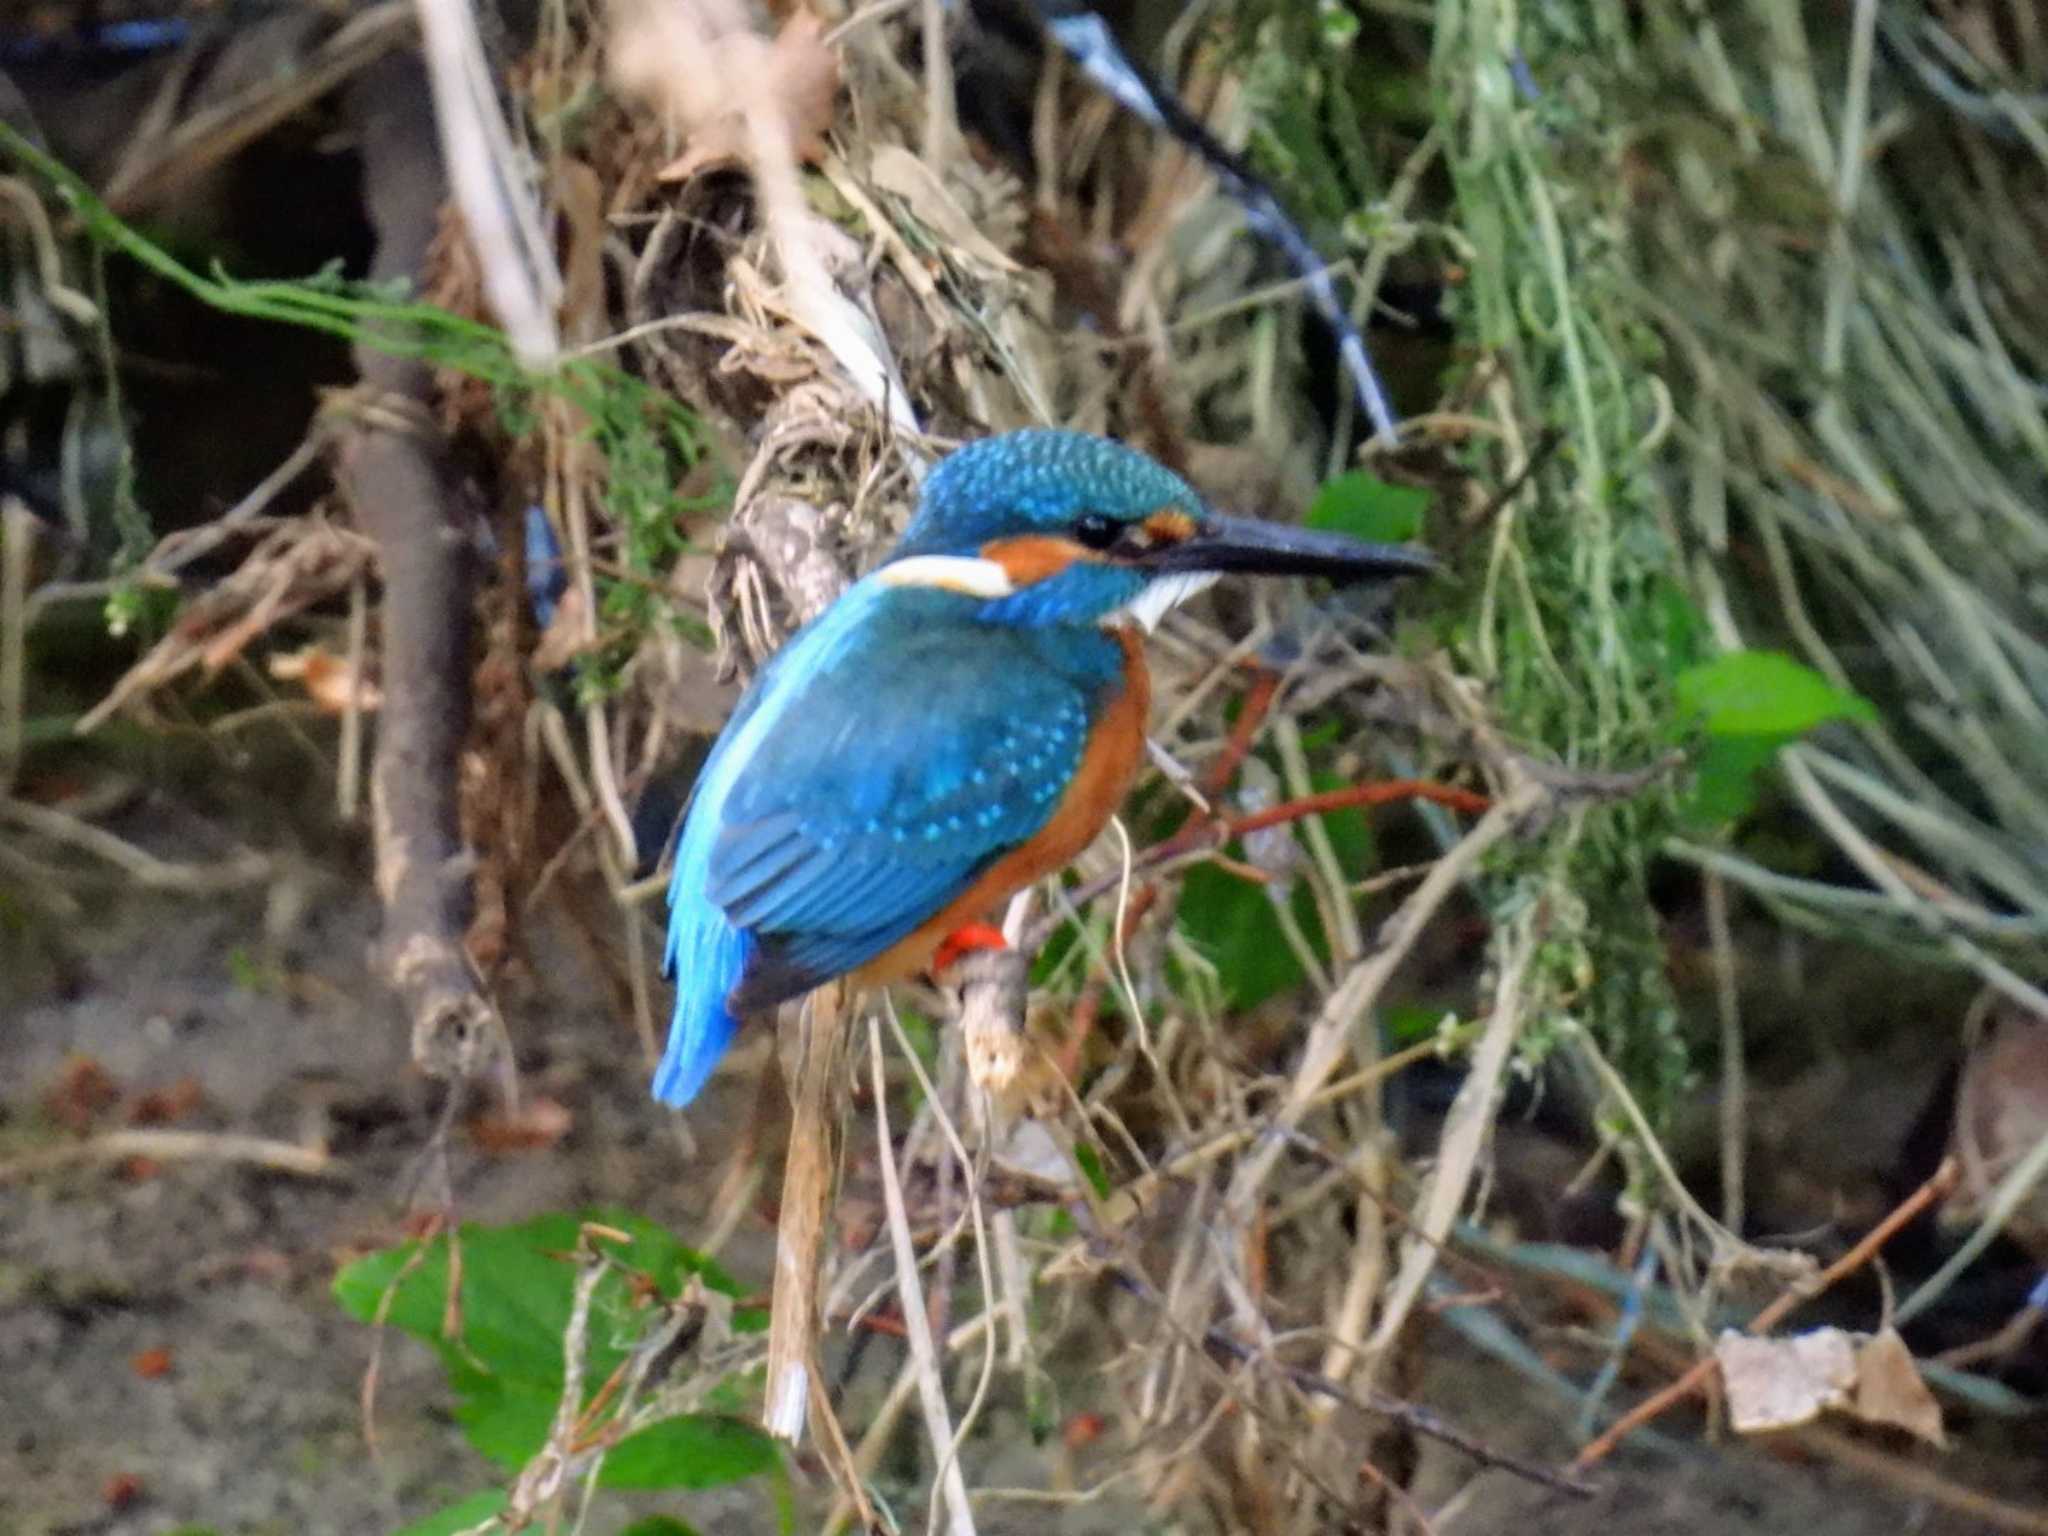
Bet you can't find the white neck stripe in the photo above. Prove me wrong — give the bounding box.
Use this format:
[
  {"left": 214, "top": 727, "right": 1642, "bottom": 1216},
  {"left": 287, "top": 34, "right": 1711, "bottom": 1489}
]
[{"left": 875, "top": 555, "right": 1018, "bottom": 598}]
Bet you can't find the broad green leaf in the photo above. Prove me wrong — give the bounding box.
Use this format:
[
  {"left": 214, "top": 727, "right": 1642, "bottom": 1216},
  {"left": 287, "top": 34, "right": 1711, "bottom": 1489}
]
[
  {"left": 1175, "top": 861, "right": 1311, "bottom": 1009},
  {"left": 1672, "top": 651, "right": 1873, "bottom": 738},
  {"left": 602, "top": 1415, "right": 779, "bottom": 1489},
  {"left": 1671, "top": 651, "right": 1873, "bottom": 826},
  {"left": 1305, "top": 470, "right": 1429, "bottom": 544},
  {"left": 334, "top": 1212, "right": 772, "bottom": 1488},
  {"left": 391, "top": 1490, "right": 507, "bottom": 1536}
]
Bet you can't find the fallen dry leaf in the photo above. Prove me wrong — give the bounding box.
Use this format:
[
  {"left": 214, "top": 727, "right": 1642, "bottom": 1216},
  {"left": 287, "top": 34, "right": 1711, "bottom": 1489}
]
[
  {"left": 466, "top": 1095, "right": 574, "bottom": 1154},
  {"left": 125, "top": 1077, "right": 205, "bottom": 1127},
  {"left": 42, "top": 1055, "right": 120, "bottom": 1133},
  {"left": 1717, "top": 1327, "right": 1857, "bottom": 1433},
  {"left": 867, "top": 146, "right": 1022, "bottom": 278},
  {"left": 130, "top": 1347, "right": 174, "bottom": 1380},
  {"left": 1947, "top": 1003, "right": 2048, "bottom": 1258},
  {"left": 1850, "top": 1328, "right": 1946, "bottom": 1447},
  {"left": 1719, "top": 1326, "right": 1947, "bottom": 1445},
  {"left": 269, "top": 648, "right": 382, "bottom": 714}
]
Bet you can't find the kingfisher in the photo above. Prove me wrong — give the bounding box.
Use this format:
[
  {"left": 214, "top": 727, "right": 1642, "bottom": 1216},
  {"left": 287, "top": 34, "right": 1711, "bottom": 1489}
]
[{"left": 654, "top": 429, "right": 1434, "bottom": 1106}]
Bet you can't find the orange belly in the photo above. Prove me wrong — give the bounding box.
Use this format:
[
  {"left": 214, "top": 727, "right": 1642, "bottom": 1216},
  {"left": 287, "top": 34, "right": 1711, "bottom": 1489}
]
[{"left": 855, "top": 626, "right": 1150, "bottom": 986}]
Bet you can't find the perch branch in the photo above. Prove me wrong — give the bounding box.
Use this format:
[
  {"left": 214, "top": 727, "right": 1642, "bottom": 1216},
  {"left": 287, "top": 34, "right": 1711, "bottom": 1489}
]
[{"left": 339, "top": 53, "right": 495, "bottom": 1078}]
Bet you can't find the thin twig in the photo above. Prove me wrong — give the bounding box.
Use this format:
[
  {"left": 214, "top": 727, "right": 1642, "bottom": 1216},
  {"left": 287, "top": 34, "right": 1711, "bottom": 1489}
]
[
  {"left": 1105, "top": 1266, "right": 1594, "bottom": 1498},
  {"left": 1570, "top": 1156, "right": 1960, "bottom": 1469},
  {"left": 0, "top": 1129, "right": 338, "bottom": 1184},
  {"left": 0, "top": 795, "right": 270, "bottom": 891},
  {"left": 869, "top": 1015, "right": 978, "bottom": 1536}
]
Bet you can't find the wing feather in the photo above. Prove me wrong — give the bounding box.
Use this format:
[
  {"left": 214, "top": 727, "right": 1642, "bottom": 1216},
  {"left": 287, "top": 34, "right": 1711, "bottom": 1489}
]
[{"left": 695, "top": 596, "right": 1124, "bottom": 1010}]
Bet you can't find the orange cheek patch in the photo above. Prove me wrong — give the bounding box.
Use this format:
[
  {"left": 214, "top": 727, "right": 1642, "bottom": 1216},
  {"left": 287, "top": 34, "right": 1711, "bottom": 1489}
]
[
  {"left": 1141, "top": 508, "right": 1197, "bottom": 546},
  {"left": 982, "top": 535, "right": 1086, "bottom": 584}
]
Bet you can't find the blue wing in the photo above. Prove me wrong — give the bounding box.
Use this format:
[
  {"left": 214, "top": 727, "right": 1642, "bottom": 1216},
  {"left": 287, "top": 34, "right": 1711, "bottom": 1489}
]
[{"left": 654, "top": 581, "right": 1125, "bottom": 1105}]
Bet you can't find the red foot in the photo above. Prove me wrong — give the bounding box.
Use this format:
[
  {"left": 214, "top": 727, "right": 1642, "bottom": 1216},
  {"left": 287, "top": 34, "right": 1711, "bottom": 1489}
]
[{"left": 931, "top": 922, "right": 1009, "bottom": 975}]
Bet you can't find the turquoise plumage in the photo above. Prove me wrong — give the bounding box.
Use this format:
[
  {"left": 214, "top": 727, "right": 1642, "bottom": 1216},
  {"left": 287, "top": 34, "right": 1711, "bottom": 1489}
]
[{"left": 656, "top": 429, "right": 1432, "bottom": 1106}]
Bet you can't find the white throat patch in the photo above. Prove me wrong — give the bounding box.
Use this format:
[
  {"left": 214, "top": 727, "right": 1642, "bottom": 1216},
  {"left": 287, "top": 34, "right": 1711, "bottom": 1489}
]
[{"left": 1115, "top": 571, "right": 1220, "bottom": 632}]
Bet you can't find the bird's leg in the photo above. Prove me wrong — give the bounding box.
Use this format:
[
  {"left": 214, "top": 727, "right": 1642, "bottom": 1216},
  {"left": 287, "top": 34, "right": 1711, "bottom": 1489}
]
[{"left": 930, "top": 920, "right": 1009, "bottom": 977}]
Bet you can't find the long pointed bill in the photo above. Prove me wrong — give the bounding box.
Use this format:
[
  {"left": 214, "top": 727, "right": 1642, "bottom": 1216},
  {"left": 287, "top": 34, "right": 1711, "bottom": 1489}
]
[{"left": 1137, "top": 514, "right": 1437, "bottom": 583}]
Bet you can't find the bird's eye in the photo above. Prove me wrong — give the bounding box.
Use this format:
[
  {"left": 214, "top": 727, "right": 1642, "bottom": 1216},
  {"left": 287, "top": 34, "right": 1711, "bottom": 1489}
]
[{"left": 1072, "top": 512, "right": 1121, "bottom": 551}]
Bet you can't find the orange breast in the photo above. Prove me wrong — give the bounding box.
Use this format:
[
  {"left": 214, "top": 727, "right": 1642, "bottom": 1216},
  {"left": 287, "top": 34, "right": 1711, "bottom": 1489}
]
[{"left": 857, "top": 626, "right": 1151, "bottom": 985}]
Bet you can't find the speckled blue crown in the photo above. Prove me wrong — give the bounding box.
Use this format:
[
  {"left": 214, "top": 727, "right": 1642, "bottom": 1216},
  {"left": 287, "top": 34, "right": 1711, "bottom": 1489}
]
[{"left": 894, "top": 429, "right": 1203, "bottom": 559}]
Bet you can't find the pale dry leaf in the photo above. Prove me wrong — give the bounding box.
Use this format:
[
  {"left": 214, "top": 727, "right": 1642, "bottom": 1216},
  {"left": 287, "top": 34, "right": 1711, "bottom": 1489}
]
[
  {"left": 867, "top": 145, "right": 1023, "bottom": 277},
  {"left": 1850, "top": 1328, "right": 1946, "bottom": 1447},
  {"left": 269, "top": 649, "right": 382, "bottom": 713},
  {"left": 530, "top": 586, "right": 595, "bottom": 674},
  {"left": 1717, "top": 1327, "right": 1858, "bottom": 1433},
  {"left": 652, "top": 9, "right": 841, "bottom": 183}
]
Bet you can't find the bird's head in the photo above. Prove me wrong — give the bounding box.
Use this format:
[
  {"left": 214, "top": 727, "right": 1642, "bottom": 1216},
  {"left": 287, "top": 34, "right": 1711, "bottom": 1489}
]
[{"left": 881, "top": 429, "right": 1435, "bottom": 628}]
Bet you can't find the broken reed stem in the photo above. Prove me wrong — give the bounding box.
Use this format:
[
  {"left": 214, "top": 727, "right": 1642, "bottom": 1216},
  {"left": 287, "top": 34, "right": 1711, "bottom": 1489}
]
[
  {"left": 764, "top": 978, "right": 851, "bottom": 1441},
  {"left": 0, "top": 499, "right": 28, "bottom": 794},
  {"left": 1365, "top": 904, "right": 1539, "bottom": 1361},
  {"left": 869, "top": 1015, "right": 979, "bottom": 1536},
  {"left": 1571, "top": 1155, "right": 1961, "bottom": 1469}
]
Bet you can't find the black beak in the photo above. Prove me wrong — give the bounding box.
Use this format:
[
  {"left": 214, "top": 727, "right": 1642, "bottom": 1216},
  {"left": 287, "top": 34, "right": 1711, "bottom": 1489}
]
[{"left": 1137, "top": 514, "right": 1437, "bottom": 584}]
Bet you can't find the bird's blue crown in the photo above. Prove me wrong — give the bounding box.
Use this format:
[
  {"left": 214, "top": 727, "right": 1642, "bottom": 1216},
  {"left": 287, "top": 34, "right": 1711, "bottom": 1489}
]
[{"left": 894, "top": 429, "right": 1203, "bottom": 558}]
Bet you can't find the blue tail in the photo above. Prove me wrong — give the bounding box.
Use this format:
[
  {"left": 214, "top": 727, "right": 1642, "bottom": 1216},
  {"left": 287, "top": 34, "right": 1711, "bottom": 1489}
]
[{"left": 654, "top": 841, "right": 753, "bottom": 1107}]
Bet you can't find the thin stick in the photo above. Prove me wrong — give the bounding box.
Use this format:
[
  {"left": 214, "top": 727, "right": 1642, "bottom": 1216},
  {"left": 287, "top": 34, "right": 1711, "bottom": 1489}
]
[
  {"left": 764, "top": 980, "right": 850, "bottom": 1441},
  {"left": 869, "top": 1016, "right": 978, "bottom": 1536},
  {"left": 0, "top": 499, "right": 28, "bottom": 794},
  {"left": 0, "top": 794, "right": 269, "bottom": 891},
  {"left": 1223, "top": 778, "right": 1543, "bottom": 1211},
  {"left": 1570, "top": 1155, "right": 1960, "bottom": 1469},
  {"left": 1365, "top": 908, "right": 1538, "bottom": 1358},
  {"left": 1705, "top": 869, "right": 1746, "bottom": 1234},
  {"left": 1027, "top": 776, "right": 1489, "bottom": 951},
  {"left": 0, "top": 1129, "right": 338, "bottom": 1183},
  {"left": 1798, "top": 1423, "right": 2048, "bottom": 1536}
]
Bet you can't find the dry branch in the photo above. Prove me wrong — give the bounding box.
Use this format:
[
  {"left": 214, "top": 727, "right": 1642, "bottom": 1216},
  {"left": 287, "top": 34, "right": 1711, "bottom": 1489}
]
[{"left": 340, "top": 53, "right": 495, "bottom": 1079}]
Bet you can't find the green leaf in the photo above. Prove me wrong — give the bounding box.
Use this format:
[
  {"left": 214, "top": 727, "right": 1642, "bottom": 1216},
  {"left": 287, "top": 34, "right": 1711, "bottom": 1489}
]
[
  {"left": 1308, "top": 771, "right": 1375, "bottom": 878},
  {"left": 619, "top": 1519, "right": 701, "bottom": 1536},
  {"left": 334, "top": 1212, "right": 772, "bottom": 1488},
  {"left": 1071, "top": 1141, "right": 1113, "bottom": 1201},
  {"left": 1382, "top": 1004, "right": 1449, "bottom": 1044},
  {"left": 391, "top": 1490, "right": 507, "bottom": 1536},
  {"left": 1305, "top": 471, "right": 1429, "bottom": 544},
  {"left": 1672, "top": 651, "right": 1873, "bottom": 738},
  {"left": 1671, "top": 651, "right": 1874, "bottom": 827},
  {"left": 1681, "top": 735, "right": 1782, "bottom": 828},
  {"left": 602, "top": 1415, "right": 779, "bottom": 1490},
  {"left": 1175, "top": 861, "right": 1307, "bottom": 1009}
]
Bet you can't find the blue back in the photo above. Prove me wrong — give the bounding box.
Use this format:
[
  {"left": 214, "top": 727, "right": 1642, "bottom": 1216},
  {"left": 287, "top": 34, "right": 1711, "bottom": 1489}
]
[
  {"left": 657, "top": 429, "right": 1203, "bottom": 1106},
  {"left": 655, "top": 579, "right": 1125, "bottom": 1105}
]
